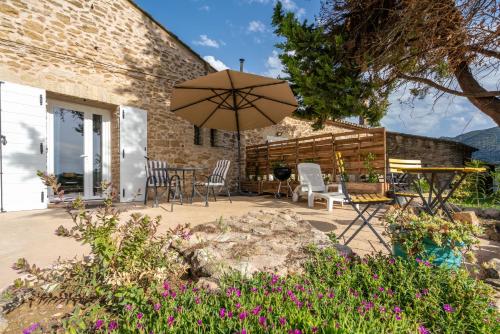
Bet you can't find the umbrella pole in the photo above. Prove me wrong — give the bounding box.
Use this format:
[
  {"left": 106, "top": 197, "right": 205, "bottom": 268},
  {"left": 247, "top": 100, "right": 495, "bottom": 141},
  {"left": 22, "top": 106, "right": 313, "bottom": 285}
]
[{"left": 237, "top": 130, "right": 241, "bottom": 194}]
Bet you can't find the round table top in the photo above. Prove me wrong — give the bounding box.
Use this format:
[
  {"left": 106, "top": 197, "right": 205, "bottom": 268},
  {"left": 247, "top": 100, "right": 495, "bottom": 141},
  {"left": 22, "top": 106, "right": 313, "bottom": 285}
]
[{"left": 399, "top": 167, "right": 487, "bottom": 173}]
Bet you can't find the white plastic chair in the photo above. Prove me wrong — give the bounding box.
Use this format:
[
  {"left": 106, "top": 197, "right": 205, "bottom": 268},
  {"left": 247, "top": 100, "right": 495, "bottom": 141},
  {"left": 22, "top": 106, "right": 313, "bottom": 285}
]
[{"left": 292, "top": 163, "right": 345, "bottom": 211}]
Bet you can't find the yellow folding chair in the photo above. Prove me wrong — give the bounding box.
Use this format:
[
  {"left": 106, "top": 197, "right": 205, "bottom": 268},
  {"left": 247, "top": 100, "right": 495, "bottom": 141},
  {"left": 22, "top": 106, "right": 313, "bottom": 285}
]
[
  {"left": 335, "top": 152, "right": 392, "bottom": 252},
  {"left": 387, "top": 158, "right": 422, "bottom": 211}
]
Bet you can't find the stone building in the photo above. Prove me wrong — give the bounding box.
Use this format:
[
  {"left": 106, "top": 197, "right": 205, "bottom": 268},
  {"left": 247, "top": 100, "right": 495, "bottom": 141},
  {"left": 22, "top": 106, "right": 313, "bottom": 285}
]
[
  {"left": 386, "top": 132, "right": 477, "bottom": 167},
  {"left": 0, "top": 0, "right": 239, "bottom": 211}
]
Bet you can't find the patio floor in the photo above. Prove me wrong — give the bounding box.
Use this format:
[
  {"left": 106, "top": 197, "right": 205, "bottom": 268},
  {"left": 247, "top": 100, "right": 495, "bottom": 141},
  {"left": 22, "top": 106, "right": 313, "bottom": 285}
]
[{"left": 0, "top": 195, "right": 498, "bottom": 290}]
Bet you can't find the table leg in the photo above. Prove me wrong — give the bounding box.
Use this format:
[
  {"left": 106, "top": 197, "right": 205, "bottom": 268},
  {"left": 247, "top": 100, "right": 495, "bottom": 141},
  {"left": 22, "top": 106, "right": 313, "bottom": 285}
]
[{"left": 190, "top": 170, "right": 195, "bottom": 204}]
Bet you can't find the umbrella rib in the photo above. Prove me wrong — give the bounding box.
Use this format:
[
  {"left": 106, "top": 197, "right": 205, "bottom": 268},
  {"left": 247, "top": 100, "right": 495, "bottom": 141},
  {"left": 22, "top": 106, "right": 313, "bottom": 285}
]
[
  {"left": 171, "top": 89, "right": 230, "bottom": 112},
  {"left": 243, "top": 91, "right": 298, "bottom": 107},
  {"left": 236, "top": 92, "right": 277, "bottom": 125},
  {"left": 199, "top": 92, "right": 233, "bottom": 128},
  {"left": 238, "top": 81, "right": 288, "bottom": 90},
  {"left": 238, "top": 96, "right": 261, "bottom": 109},
  {"left": 235, "top": 87, "right": 254, "bottom": 109}
]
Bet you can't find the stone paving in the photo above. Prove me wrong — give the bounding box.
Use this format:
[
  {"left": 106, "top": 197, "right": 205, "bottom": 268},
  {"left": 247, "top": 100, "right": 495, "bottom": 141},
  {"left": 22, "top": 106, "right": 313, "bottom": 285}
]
[{"left": 0, "top": 195, "right": 498, "bottom": 290}]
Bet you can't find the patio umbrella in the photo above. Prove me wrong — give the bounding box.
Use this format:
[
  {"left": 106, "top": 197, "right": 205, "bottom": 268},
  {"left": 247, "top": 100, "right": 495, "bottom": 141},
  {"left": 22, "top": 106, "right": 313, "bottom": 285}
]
[{"left": 171, "top": 69, "right": 298, "bottom": 192}]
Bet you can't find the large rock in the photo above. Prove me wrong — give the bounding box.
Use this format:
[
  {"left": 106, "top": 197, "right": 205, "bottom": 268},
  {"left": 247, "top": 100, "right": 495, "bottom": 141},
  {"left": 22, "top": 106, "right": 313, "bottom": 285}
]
[
  {"left": 452, "top": 211, "right": 480, "bottom": 226},
  {"left": 177, "top": 210, "right": 351, "bottom": 282}
]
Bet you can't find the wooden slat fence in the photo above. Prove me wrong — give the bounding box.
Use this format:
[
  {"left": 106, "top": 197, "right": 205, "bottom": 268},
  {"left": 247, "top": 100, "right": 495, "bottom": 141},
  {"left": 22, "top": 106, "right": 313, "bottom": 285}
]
[{"left": 245, "top": 128, "right": 387, "bottom": 182}]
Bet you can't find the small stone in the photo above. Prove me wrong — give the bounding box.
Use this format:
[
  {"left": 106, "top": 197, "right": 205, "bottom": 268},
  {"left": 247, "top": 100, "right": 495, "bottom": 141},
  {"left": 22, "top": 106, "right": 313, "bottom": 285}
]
[
  {"left": 483, "top": 259, "right": 500, "bottom": 279},
  {"left": 483, "top": 208, "right": 500, "bottom": 220},
  {"left": 196, "top": 278, "right": 219, "bottom": 291},
  {"left": 452, "top": 211, "right": 480, "bottom": 226}
]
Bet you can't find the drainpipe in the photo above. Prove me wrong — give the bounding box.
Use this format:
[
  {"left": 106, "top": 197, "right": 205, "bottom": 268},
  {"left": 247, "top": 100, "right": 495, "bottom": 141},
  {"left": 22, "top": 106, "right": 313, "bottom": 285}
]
[{"left": 0, "top": 81, "right": 5, "bottom": 212}]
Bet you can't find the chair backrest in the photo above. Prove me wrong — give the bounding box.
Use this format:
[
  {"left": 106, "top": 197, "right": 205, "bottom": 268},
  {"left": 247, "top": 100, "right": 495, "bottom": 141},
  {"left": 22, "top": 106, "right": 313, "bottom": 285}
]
[
  {"left": 335, "top": 152, "right": 351, "bottom": 200},
  {"left": 145, "top": 160, "right": 169, "bottom": 186},
  {"left": 297, "top": 163, "right": 326, "bottom": 192},
  {"left": 388, "top": 158, "right": 422, "bottom": 174},
  {"left": 211, "top": 160, "right": 231, "bottom": 183},
  {"left": 387, "top": 158, "right": 422, "bottom": 192}
]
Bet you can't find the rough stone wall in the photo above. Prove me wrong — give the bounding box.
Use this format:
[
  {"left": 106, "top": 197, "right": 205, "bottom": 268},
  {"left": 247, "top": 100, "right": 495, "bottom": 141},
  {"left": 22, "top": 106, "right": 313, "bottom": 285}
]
[
  {"left": 0, "top": 0, "right": 239, "bottom": 195},
  {"left": 244, "top": 117, "right": 355, "bottom": 146},
  {"left": 386, "top": 132, "right": 475, "bottom": 167}
]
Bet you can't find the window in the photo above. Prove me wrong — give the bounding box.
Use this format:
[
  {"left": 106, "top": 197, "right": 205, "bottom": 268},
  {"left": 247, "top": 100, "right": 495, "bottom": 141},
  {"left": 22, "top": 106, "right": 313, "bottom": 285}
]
[
  {"left": 194, "top": 125, "right": 202, "bottom": 145},
  {"left": 210, "top": 129, "right": 217, "bottom": 147}
]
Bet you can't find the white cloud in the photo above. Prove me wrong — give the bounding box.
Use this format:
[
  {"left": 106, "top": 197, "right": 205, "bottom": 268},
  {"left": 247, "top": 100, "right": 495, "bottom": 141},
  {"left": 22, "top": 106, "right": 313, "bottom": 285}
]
[
  {"left": 381, "top": 83, "right": 496, "bottom": 137},
  {"left": 244, "top": 0, "right": 306, "bottom": 17},
  {"left": 264, "top": 50, "right": 285, "bottom": 78},
  {"left": 198, "top": 5, "right": 210, "bottom": 11},
  {"left": 203, "top": 56, "right": 229, "bottom": 71},
  {"left": 247, "top": 20, "right": 266, "bottom": 33},
  {"left": 193, "top": 35, "right": 220, "bottom": 48}
]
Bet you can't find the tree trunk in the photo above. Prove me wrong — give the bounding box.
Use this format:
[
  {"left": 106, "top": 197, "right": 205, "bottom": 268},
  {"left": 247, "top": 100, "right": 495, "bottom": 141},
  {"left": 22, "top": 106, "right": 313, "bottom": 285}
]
[{"left": 454, "top": 61, "right": 500, "bottom": 125}]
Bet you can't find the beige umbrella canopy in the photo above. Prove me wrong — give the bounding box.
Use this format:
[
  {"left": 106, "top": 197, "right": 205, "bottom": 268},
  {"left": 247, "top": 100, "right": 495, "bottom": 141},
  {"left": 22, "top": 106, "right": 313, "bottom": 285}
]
[
  {"left": 171, "top": 69, "right": 298, "bottom": 131},
  {"left": 171, "top": 69, "right": 298, "bottom": 192}
]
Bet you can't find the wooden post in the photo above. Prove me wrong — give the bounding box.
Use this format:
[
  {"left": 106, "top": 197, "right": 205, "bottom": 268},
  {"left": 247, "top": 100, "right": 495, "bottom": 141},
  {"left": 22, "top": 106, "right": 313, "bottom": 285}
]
[
  {"left": 266, "top": 141, "right": 270, "bottom": 181},
  {"left": 295, "top": 138, "right": 299, "bottom": 181}
]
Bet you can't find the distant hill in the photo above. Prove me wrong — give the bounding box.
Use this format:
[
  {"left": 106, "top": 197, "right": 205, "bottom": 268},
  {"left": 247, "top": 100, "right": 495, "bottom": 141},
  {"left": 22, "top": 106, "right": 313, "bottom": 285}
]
[{"left": 442, "top": 126, "right": 500, "bottom": 165}]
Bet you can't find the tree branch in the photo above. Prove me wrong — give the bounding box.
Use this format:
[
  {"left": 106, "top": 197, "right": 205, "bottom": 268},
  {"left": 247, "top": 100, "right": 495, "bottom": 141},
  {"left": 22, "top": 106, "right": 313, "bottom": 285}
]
[
  {"left": 468, "top": 46, "right": 500, "bottom": 59},
  {"left": 396, "top": 72, "right": 500, "bottom": 97}
]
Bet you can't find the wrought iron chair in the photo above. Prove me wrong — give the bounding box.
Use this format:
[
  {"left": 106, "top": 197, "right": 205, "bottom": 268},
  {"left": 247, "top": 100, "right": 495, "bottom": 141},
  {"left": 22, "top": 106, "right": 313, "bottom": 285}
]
[
  {"left": 195, "top": 160, "right": 232, "bottom": 207},
  {"left": 144, "top": 158, "right": 182, "bottom": 210},
  {"left": 335, "top": 152, "right": 392, "bottom": 252},
  {"left": 387, "top": 158, "right": 422, "bottom": 211}
]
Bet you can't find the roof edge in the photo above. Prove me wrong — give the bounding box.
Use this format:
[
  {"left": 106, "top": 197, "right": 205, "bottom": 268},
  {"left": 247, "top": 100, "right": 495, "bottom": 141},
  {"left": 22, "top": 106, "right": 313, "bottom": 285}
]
[
  {"left": 387, "top": 131, "right": 479, "bottom": 152},
  {"left": 126, "top": 0, "right": 216, "bottom": 72}
]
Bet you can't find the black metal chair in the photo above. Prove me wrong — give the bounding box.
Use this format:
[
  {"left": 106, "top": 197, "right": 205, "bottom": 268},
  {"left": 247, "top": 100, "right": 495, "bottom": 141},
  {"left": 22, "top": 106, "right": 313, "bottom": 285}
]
[
  {"left": 335, "top": 152, "right": 393, "bottom": 253},
  {"left": 144, "top": 158, "right": 182, "bottom": 210},
  {"left": 195, "top": 160, "right": 232, "bottom": 207}
]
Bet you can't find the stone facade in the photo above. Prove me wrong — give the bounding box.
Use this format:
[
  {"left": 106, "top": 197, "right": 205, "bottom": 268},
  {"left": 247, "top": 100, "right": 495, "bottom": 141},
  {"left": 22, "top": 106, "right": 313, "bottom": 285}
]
[
  {"left": 244, "top": 117, "right": 359, "bottom": 146},
  {"left": 0, "top": 0, "right": 239, "bottom": 197},
  {"left": 386, "top": 132, "right": 476, "bottom": 166}
]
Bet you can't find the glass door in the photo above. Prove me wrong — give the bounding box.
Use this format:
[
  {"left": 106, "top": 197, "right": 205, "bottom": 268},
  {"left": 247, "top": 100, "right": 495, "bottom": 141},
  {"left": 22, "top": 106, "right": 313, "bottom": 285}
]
[{"left": 47, "top": 100, "right": 110, "bottom": 200}]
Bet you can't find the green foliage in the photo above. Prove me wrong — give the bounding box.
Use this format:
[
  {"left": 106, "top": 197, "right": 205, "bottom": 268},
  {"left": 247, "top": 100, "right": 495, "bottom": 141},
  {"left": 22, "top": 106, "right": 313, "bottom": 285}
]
[
  {"left": 64, "top": 250, "right": 497, "bottom": 333},
  {"left": 385, "top": 210, "right": 482, "bottom": 261},
  {"left": 362, "top": 152, "right": 380, "bottom": 183},
  {"left": 271, "top": 2, "right": 389, "bottom": 128},
  {"left": 450, "top": 160, "right": 498, "bottom": 208},
  {"left": 16, "top": 173, "right": 190, "bottom": 310}
]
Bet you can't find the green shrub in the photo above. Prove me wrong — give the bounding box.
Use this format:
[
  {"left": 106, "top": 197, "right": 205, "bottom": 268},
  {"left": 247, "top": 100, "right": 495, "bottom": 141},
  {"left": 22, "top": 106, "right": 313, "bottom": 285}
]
[
  {"left": 385, "top": 210, "right": 482, "bottom": 261},
  {"left": 16, "top": 173, "right": 190, "bottom": 310}
]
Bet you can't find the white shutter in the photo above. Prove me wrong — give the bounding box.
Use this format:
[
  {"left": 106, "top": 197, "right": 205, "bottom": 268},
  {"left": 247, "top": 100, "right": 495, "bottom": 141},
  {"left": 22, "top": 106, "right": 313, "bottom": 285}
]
[
  {"left": 0, "top": 81, "right": 47, "bottom": 211},
  {"left": 119, "top": 106, "right": 147, "bottom": 202}
]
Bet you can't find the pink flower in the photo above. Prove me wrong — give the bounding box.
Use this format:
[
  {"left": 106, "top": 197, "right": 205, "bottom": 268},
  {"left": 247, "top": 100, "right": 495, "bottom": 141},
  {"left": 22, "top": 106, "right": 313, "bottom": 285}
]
[
  {"left": 228, "top": 311, "right": 233, "bottom": 318},
  {"left": 312, "top": 327, "right": 318, "bottom": 333},
  {"left": 395, "top": 314, "right": 402, "bottom": 321},
  {"left": 125, "top": 304, "right": 132, "bottom": 311},
  {"left": 137, "top": 313, "right": 143, "bottom": 320},
  {"left": 108, "top": 321, "right": 118, "bottom": 331},
  {"left": 388, "top": 258, "right": 395, "bottom": 264},
  {"left": 416, "top": 292, "right": 422, "bottom": 299},
  {"left": 252, "top": 305, "right": 262, "bottom": 315},
  {"left": 236, "top": 303, "right": 241, "bottom": 309},
  {"left": 443, "top": 304, "right": 454, "bottom": 313},
  {"left": 153, "top": 303, "right": 161, "bottom": 311},
  {"left": 258, "top": 316, "right": 267, "bottom": 327},
  {"left": 197, "top": 320, "right": 202, "bottom": 326},
  {"left": 240, "top": 329, "right": 247, "bottom": 334},
  {"left": 95, "top": 320, "right": 104, "bottom": 330},
  {"left": 378, "top": 287, "right": 385, "bottom": 292},
  {"left": 393, "top": 306, "right": 402, "bottom": 314},
  {"left": 219, "top": 308, "right": 226, "bottom": 318},
  {"left": 419, "top": 325, "right": 430, "bottom": 334},
  {"left": 167, "top": 316, "right": 175, "bottom": 327},
  {"left": 372, "top": 274, "right": 379, "bottom": 280},
  {"left": 279, "top": 317, "right": 286, "bottom": 326},
  {"left": 239, "top": 311, "right": 248, "bottom": 320}
]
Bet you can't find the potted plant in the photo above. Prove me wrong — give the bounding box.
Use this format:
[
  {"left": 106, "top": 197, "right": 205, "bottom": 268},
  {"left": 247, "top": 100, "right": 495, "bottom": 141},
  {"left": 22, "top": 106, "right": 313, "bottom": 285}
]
[
  {"left": 385, "top": 209, "right": 482, "bottom": 268},
  {"left": 272, "top": 161, "right": 292, "bottom": 181}
]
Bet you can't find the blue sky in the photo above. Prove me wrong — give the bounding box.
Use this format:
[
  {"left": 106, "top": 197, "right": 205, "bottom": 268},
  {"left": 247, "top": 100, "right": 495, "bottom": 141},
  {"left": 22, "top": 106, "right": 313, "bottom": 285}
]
[{"left": 135, "top": 0, "right": 498, "bottom": 138}]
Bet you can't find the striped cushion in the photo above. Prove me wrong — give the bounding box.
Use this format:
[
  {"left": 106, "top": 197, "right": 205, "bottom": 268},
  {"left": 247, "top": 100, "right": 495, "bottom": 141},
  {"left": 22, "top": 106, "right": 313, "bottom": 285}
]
[
  {"left": 209, "top": 160, "right": 230, "bottom": 184},
  {"left": 146, "top": 160, "right": 169, "bottom": 187}
]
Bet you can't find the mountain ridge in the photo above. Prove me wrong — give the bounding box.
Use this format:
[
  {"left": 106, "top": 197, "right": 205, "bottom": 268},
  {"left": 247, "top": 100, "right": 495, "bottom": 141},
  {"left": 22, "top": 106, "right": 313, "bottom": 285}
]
[{"left": 442, "top": 126, "right": 500, "bottom": 165}]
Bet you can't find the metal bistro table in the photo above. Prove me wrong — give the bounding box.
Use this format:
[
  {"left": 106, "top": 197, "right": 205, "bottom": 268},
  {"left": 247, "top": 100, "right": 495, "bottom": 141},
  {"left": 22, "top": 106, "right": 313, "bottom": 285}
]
[
  {"left": 166, "top": 166, "right": 205, "bottom": 204},
  {"left": 399, "top": 167, "right": 486, "bottom": 223}
]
